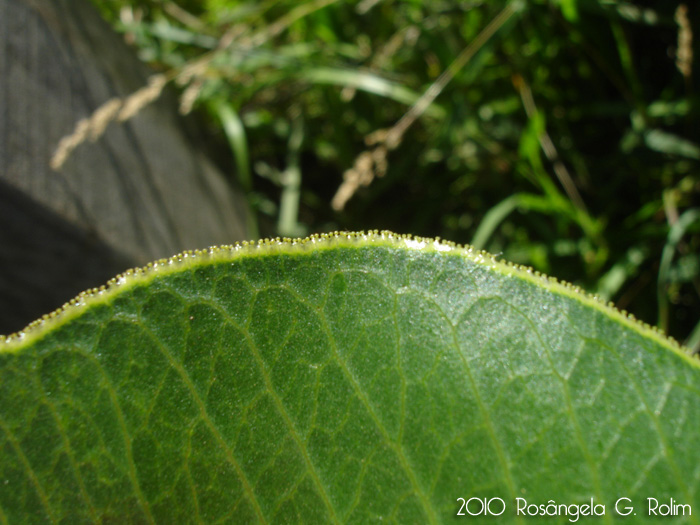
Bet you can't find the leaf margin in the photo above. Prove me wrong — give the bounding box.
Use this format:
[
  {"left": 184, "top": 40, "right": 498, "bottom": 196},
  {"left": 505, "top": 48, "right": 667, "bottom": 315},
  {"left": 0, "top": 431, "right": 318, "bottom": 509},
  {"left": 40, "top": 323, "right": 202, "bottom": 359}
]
[{"left": 1, "top": 230, "right": 692, "bottom": 366}]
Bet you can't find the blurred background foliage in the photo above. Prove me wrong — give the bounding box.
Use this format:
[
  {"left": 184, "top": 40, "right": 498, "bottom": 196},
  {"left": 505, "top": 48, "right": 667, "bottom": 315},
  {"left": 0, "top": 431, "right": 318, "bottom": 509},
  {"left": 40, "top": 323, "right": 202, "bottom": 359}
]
[{"left": 89, "top": 0, "right": 699, "bottom": 350}]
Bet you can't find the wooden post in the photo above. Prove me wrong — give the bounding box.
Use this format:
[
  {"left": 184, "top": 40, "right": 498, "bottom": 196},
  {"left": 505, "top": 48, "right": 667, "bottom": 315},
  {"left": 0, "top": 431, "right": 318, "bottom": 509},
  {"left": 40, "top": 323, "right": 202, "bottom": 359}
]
[{"left": 0, "top": 0, "right": 249, "bottom": 333}]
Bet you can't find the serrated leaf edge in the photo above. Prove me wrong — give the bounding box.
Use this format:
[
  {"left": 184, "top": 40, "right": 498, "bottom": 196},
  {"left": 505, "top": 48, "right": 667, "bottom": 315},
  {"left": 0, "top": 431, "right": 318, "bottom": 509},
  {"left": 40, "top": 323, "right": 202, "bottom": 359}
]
[{"left": 1, "top": 230, "right": 693, "bottom": 365}]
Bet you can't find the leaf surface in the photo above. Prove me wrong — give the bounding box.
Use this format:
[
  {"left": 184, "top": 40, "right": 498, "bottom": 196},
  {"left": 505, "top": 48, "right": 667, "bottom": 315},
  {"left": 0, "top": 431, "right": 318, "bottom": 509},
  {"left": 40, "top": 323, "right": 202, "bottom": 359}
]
[{"left": 1, "top": 232, "right": 699, "bottom": 524}]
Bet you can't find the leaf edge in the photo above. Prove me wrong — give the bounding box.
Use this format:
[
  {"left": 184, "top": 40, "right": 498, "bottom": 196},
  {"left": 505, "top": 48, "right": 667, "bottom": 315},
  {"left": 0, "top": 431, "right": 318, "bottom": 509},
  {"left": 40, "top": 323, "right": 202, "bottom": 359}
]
[{"left": 1, "top": 230, "right": 693, "bottom": 366}]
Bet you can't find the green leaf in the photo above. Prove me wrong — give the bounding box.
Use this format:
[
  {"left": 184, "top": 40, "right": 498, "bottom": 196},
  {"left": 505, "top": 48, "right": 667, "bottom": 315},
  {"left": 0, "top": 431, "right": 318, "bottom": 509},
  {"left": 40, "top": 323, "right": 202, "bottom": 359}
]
[
  {"left": 644, "top": 129, "right": 700, "bottom": 160},
  {"left": 297, "top": 68, "right": 446, "bottom": 119},
  {"left": 1, "top": 232, "right": 698, "bottom": 523}
]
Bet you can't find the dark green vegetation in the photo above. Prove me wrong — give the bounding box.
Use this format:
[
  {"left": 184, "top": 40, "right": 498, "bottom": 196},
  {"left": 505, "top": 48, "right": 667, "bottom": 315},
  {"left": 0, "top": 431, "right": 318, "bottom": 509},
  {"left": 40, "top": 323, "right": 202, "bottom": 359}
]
[
  {"left": 89, "top": 1, "right": 699, "bottom": 347},
  {"left": 2, "top": 234, "right": 699, "bottom": 523}
]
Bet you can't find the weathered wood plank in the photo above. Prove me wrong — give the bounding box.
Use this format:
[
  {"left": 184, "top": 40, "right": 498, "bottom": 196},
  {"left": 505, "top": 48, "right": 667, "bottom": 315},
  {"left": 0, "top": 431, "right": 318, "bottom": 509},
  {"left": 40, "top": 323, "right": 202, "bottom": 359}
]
[{"left": 0, "top": 0, "right": 249, "bottom": 333}]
